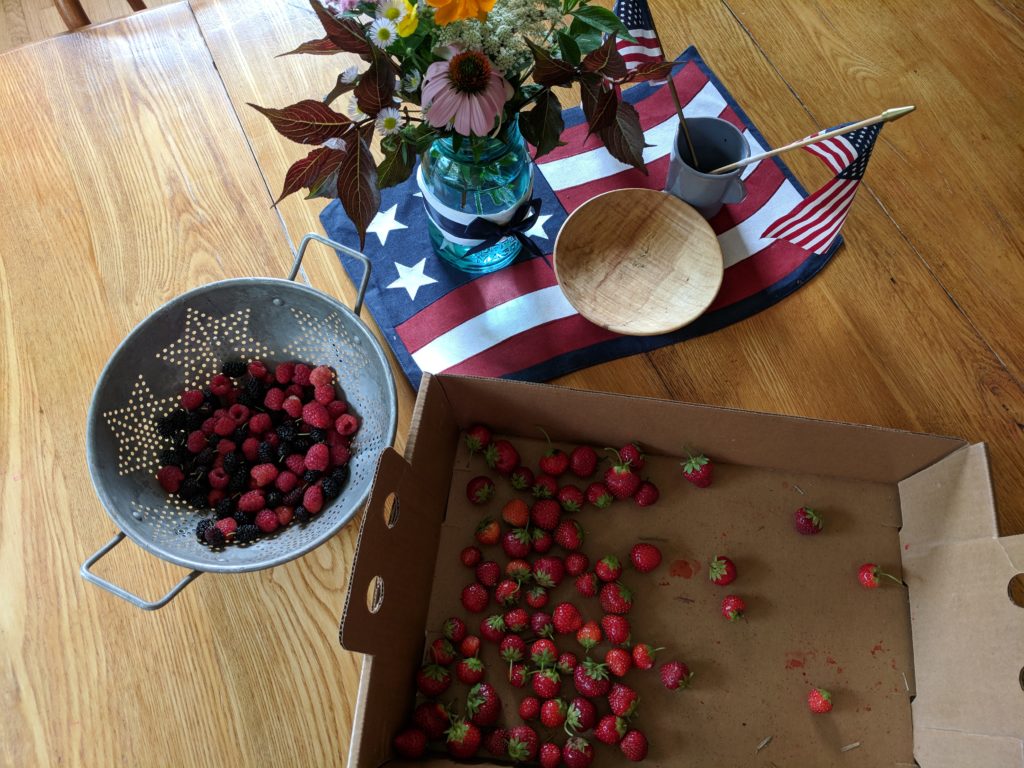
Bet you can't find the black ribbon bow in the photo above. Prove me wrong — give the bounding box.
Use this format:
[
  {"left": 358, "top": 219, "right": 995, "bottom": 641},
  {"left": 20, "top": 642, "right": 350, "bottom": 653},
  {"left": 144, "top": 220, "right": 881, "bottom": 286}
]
[{"left": 463, "top": 198, "right": 545, "bottom": 261}]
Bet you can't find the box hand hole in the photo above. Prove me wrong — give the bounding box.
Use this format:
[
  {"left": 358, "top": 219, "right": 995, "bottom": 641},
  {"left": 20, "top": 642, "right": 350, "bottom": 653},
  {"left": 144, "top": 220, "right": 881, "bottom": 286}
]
[
  {"left": 382, "top": 492, "right": 400, "bottom": 529},
  {"left": 366, "top": 575, "right": 385, "bottom": 614},
  {"left": 1007, "top": 574, "right": 1024, "bottom": 608}
]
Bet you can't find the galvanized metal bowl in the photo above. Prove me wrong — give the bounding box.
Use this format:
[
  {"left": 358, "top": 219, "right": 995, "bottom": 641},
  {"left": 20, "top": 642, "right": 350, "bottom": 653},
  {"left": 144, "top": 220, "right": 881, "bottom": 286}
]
[{"left": 82, "top": 234, "right": 397, "bottom": 609}]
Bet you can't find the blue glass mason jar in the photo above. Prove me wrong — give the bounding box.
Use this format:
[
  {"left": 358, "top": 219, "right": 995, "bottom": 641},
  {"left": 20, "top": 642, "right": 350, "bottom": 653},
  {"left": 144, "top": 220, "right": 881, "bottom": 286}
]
[{"left": 416, "top": 118, "right": 534, "bottom": 274}]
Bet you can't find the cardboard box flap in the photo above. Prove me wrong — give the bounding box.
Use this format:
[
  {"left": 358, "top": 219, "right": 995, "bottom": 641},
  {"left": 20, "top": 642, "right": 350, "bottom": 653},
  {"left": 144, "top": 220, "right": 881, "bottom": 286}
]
[{"left": 898, "top": 444, "right": 1024, "bottom": 764}]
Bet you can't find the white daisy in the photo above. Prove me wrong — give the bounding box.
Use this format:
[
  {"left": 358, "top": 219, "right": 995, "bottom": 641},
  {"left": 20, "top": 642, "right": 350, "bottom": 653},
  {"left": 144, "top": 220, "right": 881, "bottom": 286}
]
[
  {"left": 375, "top": 107, "right": 403, "bottom": 136},
  {"left": 376, "top": 0, "right": 405, "bottom": 22},
  {"left": 347, "top": 99, "right": 366, "bottom": 120},
  {"left": 339, "top": 65, "right": 359, "bottom": 84},
  {"left": 323, "top": 137, "right": 347, "bottom": 152},
  {"left": 401, "top": 69, "right": 421, "bottom": 92},
  {"left": 368, "top": 18, "right": 398, "bottom": 49}
]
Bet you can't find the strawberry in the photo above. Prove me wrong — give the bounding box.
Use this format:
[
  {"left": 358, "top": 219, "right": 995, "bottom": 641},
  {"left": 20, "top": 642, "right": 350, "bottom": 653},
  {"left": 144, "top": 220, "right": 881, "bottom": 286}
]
[
  {"left": 607, "top": 682, "right": 639, "bottom": 717},
  {"left": 496, "top": 579, "right": 522, "bottom": 607},
  {"left": 557, "top": 651, "right": 578, "bottom": 675},
  {"left": 531, "top": 611, "right": 554, "bottom": 638},
  {"left": 566, "top": 697, "right": 596, "bottom": 732},
  {"left": 466, "top": 475, "right": 495, "bottom": 505},
  {"left": 526, "top": 585, "right": 549, "bottom": 609},
  {"left": 575, "top": 572, "right": 598, "bottom": 598},
  {"left": 533, "top": 474, "right": 559, "bottom": 499},
  {"left": 445, "top": 719, "right": 482, "bottom": 759},
  {"left": 807, "top": 687, "right": 833, "bottom": 713},
  {"left": 541, "top": 697, "right": 567, "bottom": 728},
  {"left": 519, "top": 696, "right": 541, "bottom": 721},
  {"left": 509, "top": 662, "right": 529, "bottom": 688},
  {"left": 430, "top": 637, "right": 456, "bottom": 665},
  {"left": 531, "top": 668, "right": 562, "bottom": 698},
  {"left": 633, "top": 480, "right": 660, "bottom": 507},
  {"left": 575, "top": 621, "right": 602, "bottom": 652},
  {"left": 557, "top": 484, "right": 585, "bottom": 514},
  {"left": 506, "top": 558, "right": 532, "bottom": 581},
  {"left": 486, "top": 439, "right": 520, "bottom": 475},
  {"left": 721, "top": 594, "right": 746, "bottom": 621},
  {"left": 467, "top": 682, "right": 502, "bottom": 726},
  {"left": 393, "top": 727, "right": 427, "bottom": 758},
  {"left": 539, "top": 441, "right": 570, "bottom": 478},
  {"left": 681, "top": 453, "right": 713, "bottom": 487},
  {"left": 476, "top": 560, "right": 500, "bottom": 587},
  {"left": 416, "top": 664, "right": 452, "bottom": 698},
  {"left": 601, "top": 614, "right": 631, "bottom": 645},
  {"left": 569, "top": 445, "right": 598, "bottom": 478},
  {"left": 462, "top": 583, "right": 489, "bottom": 613},
  {"left": 709, "top": 555, "right": 737, "bottom": 586},
  {"left": 585, "top": 482, "right": 614, "bottom": 509},
  {"left": 605, "top": 647, "right": 632, "bottom": 677},
  {"left": 413, "top": 700, "right": 450, "bottom": 739},
  {"left": 629, "top": 543, "right": 662, "bottom": 573},
  {"left": 564, "top": 552, "right": 589, "bottom": 576},
  {"left": 464, "top": 424, "right": 491, "bottom": 456},
  {"left": 595, "top": 715, "right": 628, "bottom": 745},
  {"left": 573, "top": 659, "right": 610, "bottom": 697},
  {"left": 533, "top": 555, "right": 566, "bottom": 588},
  {"left": 455, "top": 656, "right": 485, "bottom": 685},
  {"left": 794, "top": 506, "right": 824, "bottom": 534},
  {"left": 619, "top": 729, "right": 648, "bottom": 762},
  {"left": 507, "top": 725, "right": 539, "bottom": 763},
  {"left": 460, "top": 545, "right": 482, "bottom": 567},
  {"left": 631, "top": 643, "right": 661, "bottom": 670},
  {"left": 530, "top": 638, "right": 558, "bottom": 667},
  {"left": 475, "top": 517, "right": 500, "bottom": 546},
  {"left": 501, "top": 498, "right": 530, "bottom": 527},
  {"left": 531, "top": 499, "right": 562, "bottom": 531},
  {"left": 858, "top": 562, "right": 901, "bottom": 588},
  {"left": 504, "top": 607, "right": 529, "bottom": 633},
  {"left": 604, "top": 452, "right": 641, "bottom": 500},
  {"left": 481, "top": 615, "right": 506, "bottom": 643},
  {"left": 619, "top": 442, "right": 646, "bottom": 470},
  {"left": 595, "top": 555, "right": 622, "bottom": 582},
  {"left": 660, "top": 660, "right": 693, "bottom": 690},
  {"left": 502, "top": 528, "right": 532, "bottom": 559},
  {"left": 460, "top": 635, "right": 481, "bottom": 657},
  {"left": 552, "top": 602, "right": 583, "bottom": 635},
  {"left": 562, "top": 736, "right": 594, "bottom": 768},
  {"left": 554, "top": 519, "right": 584, "bottom": 551},
  {"left": 539, "top": 742, "right": 562, "bottom": 768},
  {"left": 599, "top": 582, "right": 633, "bottom": 615},
  {"left": 510, "top": 465, "right": 535, "bottom": 491},
  {"left": 500, "top": 635, "right": 526, "bottom": 666},
  {"left": 484, "top": 729, "right": 511, "bottom": 757}
]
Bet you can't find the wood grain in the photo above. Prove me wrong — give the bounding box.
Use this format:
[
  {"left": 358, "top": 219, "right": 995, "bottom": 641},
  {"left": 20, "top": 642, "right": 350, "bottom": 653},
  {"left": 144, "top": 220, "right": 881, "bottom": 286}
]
[{"left": 0, "top": 0, "right": 171, "bottom": 52}]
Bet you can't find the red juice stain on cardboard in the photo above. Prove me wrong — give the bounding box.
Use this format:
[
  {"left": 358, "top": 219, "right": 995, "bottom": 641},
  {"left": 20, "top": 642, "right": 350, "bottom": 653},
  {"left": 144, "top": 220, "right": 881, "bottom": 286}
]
[
  {"left": 669, "top": 559, "right": 700, "bottom": 579},
  {"left": 785, "top": 651, "right": 808, "bottom": 670}
]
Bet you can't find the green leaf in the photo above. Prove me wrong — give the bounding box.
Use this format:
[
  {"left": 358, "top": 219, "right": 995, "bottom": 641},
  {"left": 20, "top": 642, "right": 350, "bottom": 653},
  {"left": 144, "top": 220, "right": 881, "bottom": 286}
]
[
  {"left": 276, "top": 37, "right": 342, "bottom": 57},
  {"left": 248, "top": 100, "right": 352, "bottom": 145},
  {"left": 404, "top": 122, "right": 438, "bottom": 154},
  {"left": 336, "top": 134, "right": 380, "bottom": 249},
  {"left": 526, "top": 39, "right": 577, "bottom": 88},
  {"left": 377, "top": 141, "right": 414, "bottom": 189},
  {"left": 581, "top": 35, "right": 628, "bottom": 81},
  {"left": 568, "top": 17, "right": 604, "bottom": 54},
  {"left": 598, "top": 100, "right": 649, "bottom": 172},
  {"left": 557, "top": 32, "right": 581, "bottom": 66},
  {"left": 580, "top": 75, "right": 618, "bottom": 135},
  {"left": 520, "top": 90, "right": 566, "bottom": 161},
  {"left": 571, "top": 6, "right": 636, "bottom": 42}
]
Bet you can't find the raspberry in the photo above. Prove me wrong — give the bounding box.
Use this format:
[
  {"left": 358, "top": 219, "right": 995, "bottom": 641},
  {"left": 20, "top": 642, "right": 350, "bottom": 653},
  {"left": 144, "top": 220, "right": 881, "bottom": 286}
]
[
  {"left": 207, "top": 488, "right": 225, "bottom": 508},
  {"left": 255, "top": 508, "right": 279, "bottom": 533},
  {"left": 314, "top": 384, "right": 336, "bottom": 404},
  {"left": 275, "top": 362, "right": 296, "bottom": 384},
  {"left": 275, "top": 506, "right": 294, "bottom": 526},
  {"left": 209, "top": 374, "right": 233, "bottom": 397},
  {"left": 207, "top": 467, "right": 230, "bottom": 490},
  {"left": 157, "top": 465, "right": 184, "bottom": 493},
  {"left": 242, "top": 437, "right": 260, "bottom": 462},
  {"left": 228, "top": 404, "right": 250, "bottom": 424},
  {"left": 330, "top": 442, "right": 352, "bottom": 466},
  {"left": 263, "top": 388, "right": 285, "bottom": 411},
  {"left": 215, "top": 439, "right": 236, "bottom": 456},
  {"left": 247, "top": 360, "right": 268, "bottom": 379},
  {"left": 302, "top": 401, "right": 330, "bottom": 429},
  {"left": 213, "top": 417, "right": 236, "bottom": 437},
  {"left": 335, "top": 414, "right": 359, "bottom": 436},
  {"left": 327, "top": 400, "right": 349, "bottom": 419},
  {"left": 238, "top": 490, "right": 266, "bottom": 513},
  {"left": 195, "top": 519, "right": 213, "bottom": 541},
  {"left": 309, "top": 365, "right": 334, "bottom": 387},
  {"left": 200, "top": 417, "right": 217, "bottom": 435},
  {"left": 248, "top": 412, "right": 272, "bottom": 435},
  {"left": 180, "top": 390, "right": 204, "bottom": 411},
  {"left": 285, "top": 383, "right": 304, "bottom": 398},
  {"left": 251, "top": 463, "right": 279, "bottom": 487},
  {"left": 285, "top": 453, "right": 306, "bottom": 475},
  {"left": 275, "top": 470, "right": 299, "bottom": 493},
  {"left": 282, "top": 395, "right": 303, "bottom": 419},
  {"left": 303, "top": 484, "right": 324, "bottom": 514},
  {"left": 305, "top": 443, "right": 330, "bottom": 472},
  {"left": 215, "top": 517, "right": 237, "bottom": 538},
  {"left": 186, "top": 430, "right": 207, "bottom": 454},
  {"left": 264, "top": 432, "right": 280, "bottom": 448},
  {"left": 292, "top": 363, "right": 312, "bottom": 386}
]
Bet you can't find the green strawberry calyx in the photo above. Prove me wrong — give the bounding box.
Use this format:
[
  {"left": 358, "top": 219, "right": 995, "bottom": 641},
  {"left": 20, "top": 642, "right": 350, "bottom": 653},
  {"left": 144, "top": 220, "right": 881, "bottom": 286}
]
[
  {"left": 799, "top": 507, "right": 823, "bottom": 529},
  {"left": 682, "top": 454, "right": 709, "bottom": 473},
  {"left": 708, "top": 557, "right": 730, "bottom": 582}
]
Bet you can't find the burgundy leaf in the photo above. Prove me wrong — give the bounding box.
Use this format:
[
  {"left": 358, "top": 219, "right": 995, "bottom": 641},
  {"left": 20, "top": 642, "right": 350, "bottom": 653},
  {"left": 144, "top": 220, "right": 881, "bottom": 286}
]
[
  {"left": 526, "top": 39, "right": 577, "bottom": 88},
  {"left": 304, "top": 146, "right": 347, "bottom": 192},
  {"left": 580, "top": 76, "right": 618, "bottom": 135},
  {"left": 598, "top": 100, "right": 648, "bottom": 172},
  {"left": 354, "top": 51, "right": 396, "bottom": 116},
  {"left": 277, "top": 37, "right": 343, "bottom": 57},
  {"left": 277, "top": 147, "right": 328, "bottom": 202},
  {"left": 377, "top": 141, "right": 414, "bottom": 189},
  {"left": 336, "top": 134, "right": 380, "bottom": 248},
  {"left": 309, "top": 0, "right": 371, "bottom": 55},
  {"left": 581, "top": 35, "right": 627, "bottom": 81},
  {"left": 249, "top": 99, "right": 352, "bottom": 145},
  {"left": 520, "top": 90, "right": 566, "bottom": 161},
  {"left": 624, "top": 60, "right": 676, "bottom": 83}
]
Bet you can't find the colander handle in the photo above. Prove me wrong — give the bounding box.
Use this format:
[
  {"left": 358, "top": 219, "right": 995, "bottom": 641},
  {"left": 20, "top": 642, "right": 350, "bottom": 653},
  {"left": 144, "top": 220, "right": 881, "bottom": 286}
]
[
  {"left": 289, "top": 233, "right": 372, "bottom": 317},
  {"left": 80, "top": 532, "right": 202, "bottom": 610}
]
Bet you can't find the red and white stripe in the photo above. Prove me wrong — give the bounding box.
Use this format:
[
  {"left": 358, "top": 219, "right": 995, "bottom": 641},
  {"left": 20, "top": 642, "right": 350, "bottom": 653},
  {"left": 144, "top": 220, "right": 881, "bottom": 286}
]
[{"left": 617, "top": 28, "right": 663, "bottom": 68}]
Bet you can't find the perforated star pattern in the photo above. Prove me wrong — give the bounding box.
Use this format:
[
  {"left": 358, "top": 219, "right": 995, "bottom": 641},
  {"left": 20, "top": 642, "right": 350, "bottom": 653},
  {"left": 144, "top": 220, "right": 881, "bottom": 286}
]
[
  {"left": 102, "top": 374, "right": 178, "bottom": 476},
  {"left": 281, "top": 306, "right": 369, "bottom": 376},
  {"left": 155, "top": 307, "right": 272, "bottom": 388}
]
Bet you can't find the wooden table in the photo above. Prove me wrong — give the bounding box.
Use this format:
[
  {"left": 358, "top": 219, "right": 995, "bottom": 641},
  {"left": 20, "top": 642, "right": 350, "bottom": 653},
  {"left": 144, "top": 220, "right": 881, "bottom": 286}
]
[{"left": 1, "top": 1, "right": 1021, "bottom": 764}]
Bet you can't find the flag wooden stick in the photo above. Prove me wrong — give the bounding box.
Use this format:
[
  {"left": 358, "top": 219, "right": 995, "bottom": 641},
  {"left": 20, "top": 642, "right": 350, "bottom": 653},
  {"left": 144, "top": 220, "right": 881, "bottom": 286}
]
[
  {"left": 708, "top": 105, "right": 916, "bottom": 175},
  {"left": 640, "top": 12, "right": 700, "bottom": 170}
]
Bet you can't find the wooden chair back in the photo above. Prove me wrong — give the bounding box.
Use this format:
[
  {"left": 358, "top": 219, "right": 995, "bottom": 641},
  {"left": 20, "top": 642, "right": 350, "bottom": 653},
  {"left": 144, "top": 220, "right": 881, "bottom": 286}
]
[{"left": 55, "top": 0, "right": 147, "bottom": 30}]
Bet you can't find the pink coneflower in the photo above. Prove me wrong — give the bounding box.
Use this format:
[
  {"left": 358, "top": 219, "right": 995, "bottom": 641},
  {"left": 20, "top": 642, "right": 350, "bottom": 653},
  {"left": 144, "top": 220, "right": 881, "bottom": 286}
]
[{"left": 421, "top": 50, "right": 512, "bottom": 137}]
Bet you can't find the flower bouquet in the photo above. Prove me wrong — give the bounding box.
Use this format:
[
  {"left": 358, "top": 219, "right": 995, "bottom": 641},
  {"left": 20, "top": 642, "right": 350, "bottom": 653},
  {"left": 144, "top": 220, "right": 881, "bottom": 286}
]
[{"left": 256, "top": 0, "right": 673, "bottom": 270}]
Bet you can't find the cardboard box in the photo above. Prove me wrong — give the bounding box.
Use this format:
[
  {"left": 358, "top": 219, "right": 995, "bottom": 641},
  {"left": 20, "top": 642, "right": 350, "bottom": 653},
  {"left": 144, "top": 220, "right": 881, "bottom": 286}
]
[{"left": 340, "top": 375, "right": 1024, "bottom": 767}]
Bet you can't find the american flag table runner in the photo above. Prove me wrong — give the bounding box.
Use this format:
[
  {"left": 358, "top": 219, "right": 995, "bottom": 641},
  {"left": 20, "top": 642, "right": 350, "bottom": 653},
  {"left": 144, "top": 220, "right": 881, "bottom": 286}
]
[{"left": 320, "top": 47, "right": 842, "bottom": 389}]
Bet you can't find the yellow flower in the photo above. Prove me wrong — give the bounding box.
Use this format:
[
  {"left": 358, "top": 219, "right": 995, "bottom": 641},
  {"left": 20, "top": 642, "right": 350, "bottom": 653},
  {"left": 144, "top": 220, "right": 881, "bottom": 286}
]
[
  {"left": 397, "top": 0, "right": 418, "bottom": 36},
  {"left": 427, "top": 0, "right": 495, "bottom": 26}
]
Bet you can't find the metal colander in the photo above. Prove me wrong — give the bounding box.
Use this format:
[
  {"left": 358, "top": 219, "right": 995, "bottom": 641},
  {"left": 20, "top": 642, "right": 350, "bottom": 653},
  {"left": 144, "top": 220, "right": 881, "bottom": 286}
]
[{"left": 81, "top": 234, "right": 397, "bottom": 610}]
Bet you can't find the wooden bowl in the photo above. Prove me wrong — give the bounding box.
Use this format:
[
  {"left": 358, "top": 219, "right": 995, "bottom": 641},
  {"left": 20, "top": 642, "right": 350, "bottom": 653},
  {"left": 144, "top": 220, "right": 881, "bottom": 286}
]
[{"left": 553, "top": 188, "right": 724, "bottom": 336}]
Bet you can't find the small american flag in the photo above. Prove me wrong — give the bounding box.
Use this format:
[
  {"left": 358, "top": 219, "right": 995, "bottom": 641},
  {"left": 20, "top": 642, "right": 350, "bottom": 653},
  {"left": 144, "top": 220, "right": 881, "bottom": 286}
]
[
  {"left": 761, "top": 123, "right": 882, "bottom": 255},
  {"left": 613, "top": 0, "right": 665, "bottom": 71}
]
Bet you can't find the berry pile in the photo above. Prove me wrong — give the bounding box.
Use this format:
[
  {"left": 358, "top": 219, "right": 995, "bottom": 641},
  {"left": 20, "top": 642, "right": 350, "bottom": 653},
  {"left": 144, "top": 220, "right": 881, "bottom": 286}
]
[
  {"left": 153, "top": 359, "right": 358, "bottom": 547},
  {"left": 393, "top": 428, "right": 690, "bottom": 765}
]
